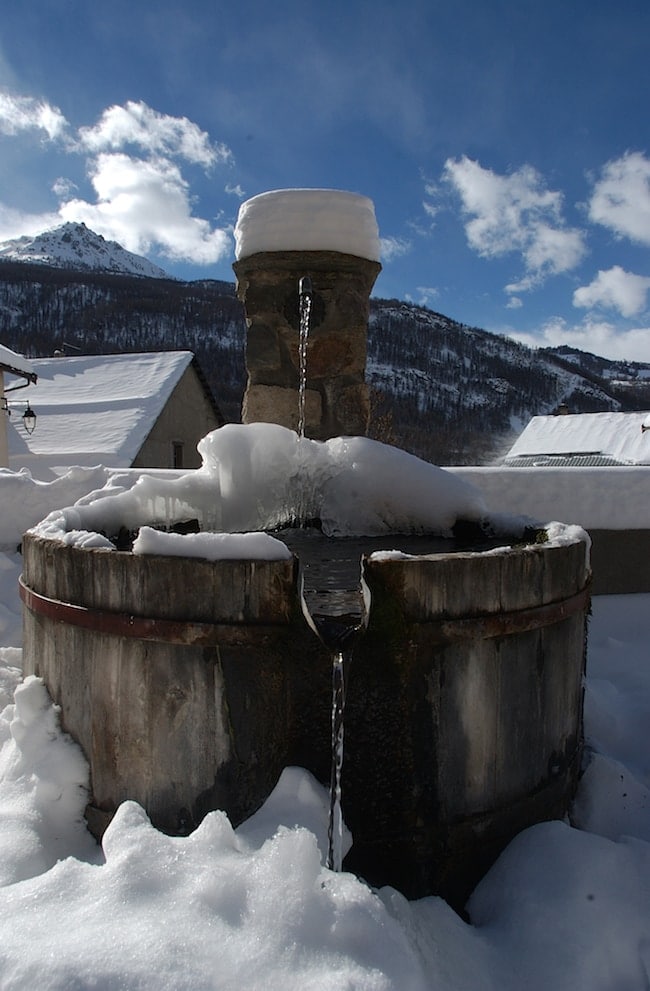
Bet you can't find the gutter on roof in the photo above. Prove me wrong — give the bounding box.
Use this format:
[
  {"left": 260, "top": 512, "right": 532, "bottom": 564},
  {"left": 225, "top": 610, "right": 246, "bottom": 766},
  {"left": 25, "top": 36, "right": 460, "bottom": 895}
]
[{"left": 3, "top": 366, "right": 38, "bottom": 391}]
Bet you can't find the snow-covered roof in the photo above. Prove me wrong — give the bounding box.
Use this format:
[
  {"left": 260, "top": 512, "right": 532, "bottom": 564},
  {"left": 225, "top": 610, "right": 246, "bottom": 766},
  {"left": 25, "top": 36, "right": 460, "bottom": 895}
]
[
  {"left": 6, "top": 351, "right": 196, "bottom": 478},
  {"left": 0, "top": 343, "right": 36, "bottom": 382},
  {"left": 234, "top": 189, "right": 381, "bottom": 262},
  {"left": 504, "top": 411, "right": 650, "bottom": 466}
]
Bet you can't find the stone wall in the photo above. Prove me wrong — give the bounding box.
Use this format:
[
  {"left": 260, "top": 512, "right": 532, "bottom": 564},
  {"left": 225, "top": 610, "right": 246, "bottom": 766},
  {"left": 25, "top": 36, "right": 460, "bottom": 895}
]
[{"left": 233, "top": 250, "right": 381, "bottom": 439}]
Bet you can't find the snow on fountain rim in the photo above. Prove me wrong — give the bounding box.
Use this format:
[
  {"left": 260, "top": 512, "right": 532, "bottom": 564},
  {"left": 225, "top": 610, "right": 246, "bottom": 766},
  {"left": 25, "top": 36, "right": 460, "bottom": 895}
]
[
  {"left": 27, "top": 423, "right": 590, "bottom": 573},
  {"left": 234, "top": 189, "right": 381, "bottom": 262},
  {"left": 368, "top": 518, "right": 592, "bottom": 575},
  {"left": 29, "top": 423, "right": 490, "bottom": 558},
  {"left": 131, "top": 527, "right": 292, "bottom": 561}
]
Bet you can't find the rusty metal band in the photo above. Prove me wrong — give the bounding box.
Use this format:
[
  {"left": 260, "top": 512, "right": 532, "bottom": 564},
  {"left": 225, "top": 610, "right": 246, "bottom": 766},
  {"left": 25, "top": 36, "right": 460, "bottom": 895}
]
[
  {"left": 19, "top": 576, "right": 289, "bottom": 647},
  {"left": 19, "top": 576, "right": 591, "bottom": 648},
  {"left": 411, "top": 583, "right": 591, "bottom": 645}
]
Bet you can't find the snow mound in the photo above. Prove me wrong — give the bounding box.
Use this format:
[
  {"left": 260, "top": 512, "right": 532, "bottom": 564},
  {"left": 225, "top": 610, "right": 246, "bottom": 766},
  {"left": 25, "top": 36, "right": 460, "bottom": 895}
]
[
  {"left": 32, "top": 423, "right": 487, "bottom": 545},
  {"left": 0, "top": 676, "right": 97, "bottom": 886}
]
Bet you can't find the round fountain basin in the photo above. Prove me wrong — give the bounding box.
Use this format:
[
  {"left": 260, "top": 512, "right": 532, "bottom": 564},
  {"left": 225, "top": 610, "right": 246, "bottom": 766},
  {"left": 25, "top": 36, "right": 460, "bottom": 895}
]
[{"left": 20, "top": 523, "right": 590, "bottom": 910}]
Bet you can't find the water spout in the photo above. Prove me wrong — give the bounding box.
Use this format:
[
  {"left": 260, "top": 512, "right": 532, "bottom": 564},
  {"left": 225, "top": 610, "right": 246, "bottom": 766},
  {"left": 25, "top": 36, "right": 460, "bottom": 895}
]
[{"left": 297, "top": 276, "right": 312, "bottom": 440}]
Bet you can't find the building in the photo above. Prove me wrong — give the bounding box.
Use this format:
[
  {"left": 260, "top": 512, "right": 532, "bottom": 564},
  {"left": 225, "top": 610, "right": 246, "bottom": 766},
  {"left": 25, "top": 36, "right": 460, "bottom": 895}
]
[
  {"left": 6, "top": 351, "right": 224, "bottom": 481},
  {"left": 0, "top": 343, "right": 37, "bottom": 469},
  {"left": 502, "top": 410, "right": 650, "bottom": 467}
]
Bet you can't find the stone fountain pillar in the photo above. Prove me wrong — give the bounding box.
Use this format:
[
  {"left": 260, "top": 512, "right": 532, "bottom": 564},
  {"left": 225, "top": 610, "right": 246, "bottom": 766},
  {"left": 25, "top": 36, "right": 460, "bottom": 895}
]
[{"left": 232, "top": 190, "right": 382, "bottom": 439}]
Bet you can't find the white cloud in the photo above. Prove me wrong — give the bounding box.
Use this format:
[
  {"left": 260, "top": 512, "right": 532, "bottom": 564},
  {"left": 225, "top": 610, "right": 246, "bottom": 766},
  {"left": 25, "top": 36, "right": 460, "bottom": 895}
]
[
  {"left": 77, "top": 101, "right": 231, "bottom": 169},
  {"left": 506, "top": 296, "right": 523, "bottom": 310},
  {"left": 422, "top": 201, "right": 438, "bottom": 221},
  {"left": 443, "top": 156, "right": 586, "bottom": 291},
  {"left": 0, "top": 92, "right": 67, "bottom": 140},
  {"left": 589, "top": 151, "right": 650, "bottom": 245},
  {"left": 58, "top": 153, "right": 232, "bottom": 264},
  {"left": 404, "top": 286, "right": 439, "bottom": 308},
  {"left": 52, "top": 177, "right": 77, "bottom": 199},
  {"left": 511, "top": 316, "right": 650, "bottom": 363},
  {"left": 422, "top": 181, "right": 440, "bottom": 222},
  {"left": 573, "top": 266, "right": 650, "bottom": 318},
  {"left": 0, "top": 203, "right": 61, "bottom": 241},
  {"left": 380, "top": 235, "right": 411, "bottom": 262},
  {"left": 0, "top": 92, "right": 237, "bottom": 267},
  {"left": 413, "top": 286, "right": 438, "bottom": 307},
  {"left": 225, "top": 183, "right": 246, "bottom": 198}
]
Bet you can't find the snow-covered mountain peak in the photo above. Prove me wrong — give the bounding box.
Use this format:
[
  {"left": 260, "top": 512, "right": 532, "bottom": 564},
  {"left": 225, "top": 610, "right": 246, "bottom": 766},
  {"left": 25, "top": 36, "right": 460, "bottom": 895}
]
[{"left": 0, "top": 222, "right": 171, "bottom": 280}]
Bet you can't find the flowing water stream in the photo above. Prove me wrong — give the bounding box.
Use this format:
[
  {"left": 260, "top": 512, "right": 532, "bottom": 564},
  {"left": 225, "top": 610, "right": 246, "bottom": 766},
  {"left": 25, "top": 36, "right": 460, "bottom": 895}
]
[
  {"left": 297, "top": 276, "right": 312, "bottom": 440},
  {"left": 296, "top": 273, "right": 352, "bottom": 870},
  {"left": 327, "top": 648, "right": 350, "bottom": 871}
]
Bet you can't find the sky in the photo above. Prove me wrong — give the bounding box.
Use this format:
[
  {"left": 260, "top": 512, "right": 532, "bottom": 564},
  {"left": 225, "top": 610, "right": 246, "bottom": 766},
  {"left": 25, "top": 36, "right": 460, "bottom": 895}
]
[{"left": 1, "top": 0, "right": 650, "bottom": 363}]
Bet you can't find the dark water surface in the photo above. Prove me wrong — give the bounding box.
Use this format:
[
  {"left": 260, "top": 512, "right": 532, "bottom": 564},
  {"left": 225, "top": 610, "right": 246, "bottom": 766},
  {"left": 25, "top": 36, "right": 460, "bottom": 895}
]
[{"left": 276, "top": 526, "right": 503, "bottom": 626}]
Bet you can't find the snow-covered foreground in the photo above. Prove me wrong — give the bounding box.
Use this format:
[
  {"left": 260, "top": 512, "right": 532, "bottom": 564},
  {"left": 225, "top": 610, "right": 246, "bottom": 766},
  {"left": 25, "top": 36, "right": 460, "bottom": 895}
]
[
  {"left": 0, "top": 445, "right": 649, "bottom": 989},
  {"left": 0, "top": 591, "right": 648, "bottom": 990}
]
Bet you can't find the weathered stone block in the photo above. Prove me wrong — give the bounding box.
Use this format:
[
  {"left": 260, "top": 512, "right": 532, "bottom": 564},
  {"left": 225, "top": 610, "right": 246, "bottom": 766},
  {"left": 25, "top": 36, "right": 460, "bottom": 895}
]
[{"left": 242, "top": 384, "right": 322, "bottom": 433}]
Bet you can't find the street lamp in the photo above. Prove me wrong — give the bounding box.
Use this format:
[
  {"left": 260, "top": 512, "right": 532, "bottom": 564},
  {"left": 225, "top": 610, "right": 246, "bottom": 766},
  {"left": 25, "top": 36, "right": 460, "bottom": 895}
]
[{"left": 22, "top": 404, "right": 36, "bottom": 435}]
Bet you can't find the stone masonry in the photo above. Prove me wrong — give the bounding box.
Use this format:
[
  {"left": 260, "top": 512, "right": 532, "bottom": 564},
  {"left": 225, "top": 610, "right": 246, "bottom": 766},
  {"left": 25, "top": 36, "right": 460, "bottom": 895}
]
[{"left": 233, "top": 249, "right": 381, "bottom": 439}]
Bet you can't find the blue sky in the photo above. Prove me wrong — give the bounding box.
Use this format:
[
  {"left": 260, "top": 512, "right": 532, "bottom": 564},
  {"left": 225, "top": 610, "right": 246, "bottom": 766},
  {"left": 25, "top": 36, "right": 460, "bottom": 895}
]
[{"left": 1, "top": 0, "right": 650, "bottom": 361}]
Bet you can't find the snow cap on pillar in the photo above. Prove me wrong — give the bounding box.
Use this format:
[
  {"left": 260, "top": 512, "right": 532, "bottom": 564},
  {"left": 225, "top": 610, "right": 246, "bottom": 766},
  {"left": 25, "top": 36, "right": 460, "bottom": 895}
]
[{"left": 234, "top": 189, "right": 381, "bottom": 262}]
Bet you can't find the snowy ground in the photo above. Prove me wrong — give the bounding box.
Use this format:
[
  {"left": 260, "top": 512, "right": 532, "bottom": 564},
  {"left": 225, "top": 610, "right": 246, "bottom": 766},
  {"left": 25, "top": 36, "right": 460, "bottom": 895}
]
[{"left": 0, "top": 444, "right": 649, "bottom": 990}]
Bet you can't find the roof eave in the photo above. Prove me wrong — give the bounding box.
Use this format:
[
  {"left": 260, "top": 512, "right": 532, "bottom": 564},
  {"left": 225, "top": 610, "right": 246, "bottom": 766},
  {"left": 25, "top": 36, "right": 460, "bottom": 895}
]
[{"left": 2, "top": 366, "right": 38, "bottom": 389}]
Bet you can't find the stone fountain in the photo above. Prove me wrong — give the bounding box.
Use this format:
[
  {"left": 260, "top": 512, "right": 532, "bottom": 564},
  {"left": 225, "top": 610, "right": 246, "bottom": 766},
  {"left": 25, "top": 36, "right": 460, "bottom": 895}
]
[{"left": 20, "top": 189, "right": 591, "bottom": 912}]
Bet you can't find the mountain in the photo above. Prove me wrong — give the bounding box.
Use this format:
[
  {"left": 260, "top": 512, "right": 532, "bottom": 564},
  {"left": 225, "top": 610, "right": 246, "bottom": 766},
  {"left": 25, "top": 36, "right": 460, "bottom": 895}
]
[
  {"left": 0, "top": 223, "right": 170, "bottom": 280},
  {"left": 1, "top": 234, "right": 649, "bottom": 464},
  {"left": 366, "top": 300, "right": 650, "bottom": 462},
  {"left": 0, "top": 258, "right": 245, "bottom": 424}
]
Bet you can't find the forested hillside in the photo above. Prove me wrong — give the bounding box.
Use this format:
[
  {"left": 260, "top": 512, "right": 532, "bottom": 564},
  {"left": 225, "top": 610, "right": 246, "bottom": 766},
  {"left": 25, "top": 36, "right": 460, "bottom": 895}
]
[{"left": 2, "top": 260, "right": 649, "bottom": 464}]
